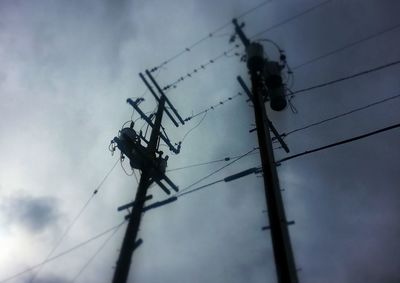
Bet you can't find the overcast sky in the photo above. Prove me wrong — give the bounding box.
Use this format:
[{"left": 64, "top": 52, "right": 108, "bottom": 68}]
[{"left": 1, "top": 0, "right": 400, "bottom": 282}]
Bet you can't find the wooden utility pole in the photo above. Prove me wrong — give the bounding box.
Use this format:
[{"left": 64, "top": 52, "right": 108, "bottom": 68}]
[
  {"left": 112, "top": 96, "right": 166, "bottom": 283},
  {"left": 233, "top": 19, "right": 298, "bottom": 283}
]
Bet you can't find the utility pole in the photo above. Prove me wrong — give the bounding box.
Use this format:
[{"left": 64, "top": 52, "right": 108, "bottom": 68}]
[
  {"left": 112, "top": 95, "right": 166, "bottom": 283},
  {"left": 232, "top": 19, "right": 299, "bottom": 283},
  {"left": 110, "top": 68, "right": 183, "bottom": 282}
]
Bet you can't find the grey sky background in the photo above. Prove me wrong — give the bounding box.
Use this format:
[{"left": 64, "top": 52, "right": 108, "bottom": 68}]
[{"left": 0, "top": 0, "right": 399, "bottom": 282}]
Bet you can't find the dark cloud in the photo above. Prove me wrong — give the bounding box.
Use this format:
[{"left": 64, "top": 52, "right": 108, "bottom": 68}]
[{"left": 1, "top": 194, "right": 61, "bottom": 233}]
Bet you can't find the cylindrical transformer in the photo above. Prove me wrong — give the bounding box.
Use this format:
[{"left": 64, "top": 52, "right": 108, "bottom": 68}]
[
  {"left": 264, "top": 61, "right": 287, "bottom": 111},
  {"left": 246, "top": 43, "right": 264, "bottom": 72}
]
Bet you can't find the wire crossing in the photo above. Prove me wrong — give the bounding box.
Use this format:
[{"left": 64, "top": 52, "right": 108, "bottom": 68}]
[
  {"left": 277, "top": 122, "right": 400, "bottom": 163},
  {"left": 149, "top": 0, "right": 273, "bottom": 72}
]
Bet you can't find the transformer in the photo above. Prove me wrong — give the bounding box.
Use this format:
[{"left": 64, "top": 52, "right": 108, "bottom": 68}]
[{"left": 263, "top": 61, "right": 287, "bottom": 111}]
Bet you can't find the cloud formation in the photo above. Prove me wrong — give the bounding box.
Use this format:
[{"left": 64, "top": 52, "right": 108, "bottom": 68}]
[{"left": 1, "top": 193, "right": 61, "bottom": 234}]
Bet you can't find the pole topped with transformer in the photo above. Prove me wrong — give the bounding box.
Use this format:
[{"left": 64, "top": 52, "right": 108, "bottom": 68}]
[
  {"left": 232, "top": 18, "right": 299, "bottom": 283},
  {"left": 110, "top": 70, "right": 184, "bottom": 283}
]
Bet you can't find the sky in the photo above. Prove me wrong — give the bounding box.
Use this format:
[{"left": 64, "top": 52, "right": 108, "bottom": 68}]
[{"left": 0, "top": 0, "right": 399, "bottom": 282}]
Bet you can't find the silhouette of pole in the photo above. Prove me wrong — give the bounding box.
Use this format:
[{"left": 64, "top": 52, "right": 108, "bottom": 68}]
[
  {"left": 112, "top": 96, "right": 166, "bottom": 283},
  {"left": 233, "top": 18, "right": 298, "bottom": 283}
]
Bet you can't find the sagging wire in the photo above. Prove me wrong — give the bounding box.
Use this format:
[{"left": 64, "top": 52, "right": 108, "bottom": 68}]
[
  {"left": 256, "top": 38, "right": 294, "bottom": 84},
  {"left": 120, "top": 155, "right": 135, "bottom": 176},
  {"left": 286, "top": 87, "right": 298, "bottom": 114},
  {"left": 180, "top": 111, "right": 208, "bottom": 144}
]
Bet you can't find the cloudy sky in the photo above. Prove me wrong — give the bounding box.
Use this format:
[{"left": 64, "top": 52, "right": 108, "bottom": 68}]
[{"left": 1, "top": 0, "right": 399, "bottom": 282}]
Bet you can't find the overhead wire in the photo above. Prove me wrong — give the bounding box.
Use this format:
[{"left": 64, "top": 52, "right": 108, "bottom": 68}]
[
  {"left": 20, "top": 116, "right": 396, "bottom": 283},
  {"left": 0, "top": 221, "right": 126, "bottom": 283},
  {"left": 149, "top": 0, "right": 273, "bottom": 72},
  {"left": 162, "top": 0, "right": 333, "bottom": 92},
  {"left": 6, "top": 154, "right": 260, "bottom": 281},
  {"left": 70, "top": 222, "right": 125, "bottom": 282},
  {"left": 293, "top": 22, "right": 400, "bottom": 70},
  {"left": 167, "top": 151, "right": 260, "bottom": 172},
  {"left": 28, "top": 158, "right": 119, "bottom": 283},
  {"left": 180, "top": 112, "right": 208, "bottom": 144},
  {"left": 6, "top": 150, "right": 260, "bottom": 282},
  {"left": 178, "top": 179, "right": 225, "bottom": 198},
  {"left": 120, "top": 157, "right": 135, "bottom": 176},
  {"left": 276, "top": 122, "right": 400, "bottom": 163},
  {"left": 290, "top": 59, "right": 400, "bottom": 96},
  {"left": 177, "top": 165, "right": 262, "bottom": 198},
  {"left": 184, "top": 92, "right": 243, "bottom": 122},
  {"left": 162, "top": 46, "right": 241, "bottom": 91},
  {"left": 177, "top": 147, "right": 258, "bottom": 195},
  {"left": 282, "top": 93, "right": 400, "bottom": 137},
  {"left": 250, "top": 0, "right": 332, "bottom": 39},
  {"left": 20, "top": 3, "right": 399, "bottom": 280}
]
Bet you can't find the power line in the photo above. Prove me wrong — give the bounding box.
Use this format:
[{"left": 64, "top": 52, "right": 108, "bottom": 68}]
[
  {"left": 177, "top": 147, "right": 258, "bottom": 195},
  {"left": 291, "top": 59, "right": 400, "bottom": 95},
  {"left": 120, "top": 157, "right": 135, "bottom": 176},
  {"left": 293, "top": 22, "right": 400, "bottom": 70},
  {"left": 180, "top": 112, "right": 208, "bottom": 144},
  {"left": 250, "top": 0, "right": 332, "bottom": 39},
  {"left": 276, "top": 123, "right": 400, "bottom": 163},
  {"left": 161, "top": 1, "right": 333, "bottom": 93},
  {"left": 283, "top": 93, "right": 400, "bottom": 137},
  {"left": 0, "top": 221, "right": 126, "bottom": 283},
  {"left": 4, "top": 150, "right": 257, "bottom": 283},
  {"left": 177, "top": 167, "right": 262, "bottom": 198},
  {"left": 28, "top": 158, "right": 119, "bottom": 282},
  {"left": 71, "top": 223, "right": 124, "bottom": 282},
  {"left": 167, "top": 151, "right": 259, "bottom": 172},
  {"left": 162, "top": 1, "right": 333, "bottom": 92},
  {"left": 162, "top": 46, "right": 241, "bottom": 91},
  {"left": 149, "top": 1, "right": 273, "bottom": 72},
  {"left": 184, "top": 92, "right": 243, "bottom": 122}
]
